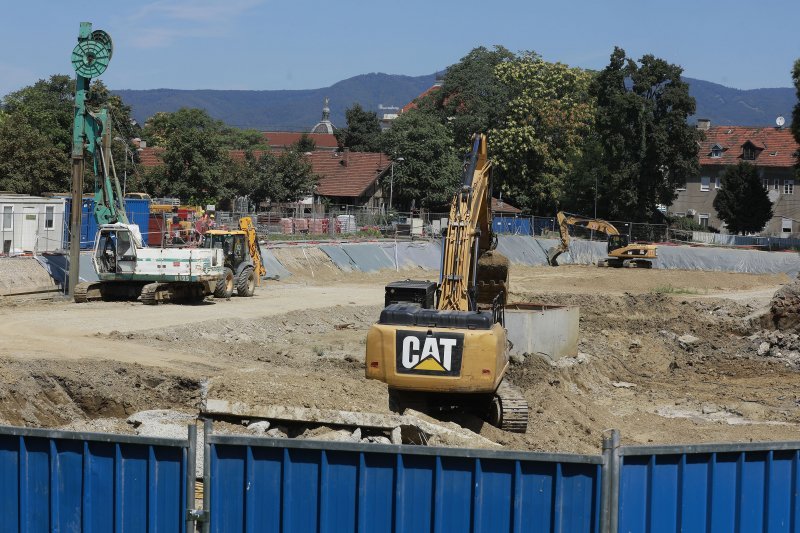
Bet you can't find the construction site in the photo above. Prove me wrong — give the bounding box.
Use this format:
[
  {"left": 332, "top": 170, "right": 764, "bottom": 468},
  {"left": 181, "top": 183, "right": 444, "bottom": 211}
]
[
  {"left": 3, "top": 244, "right": 800, "bottom": 453},
  {"left": 3, "top": 20, "right": 800, "bottom": 533}
]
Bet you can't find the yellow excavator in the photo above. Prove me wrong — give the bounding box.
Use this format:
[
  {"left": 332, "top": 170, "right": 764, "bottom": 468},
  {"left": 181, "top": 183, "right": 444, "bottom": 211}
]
[
  {"left": 203, "top": 217, "right": 266, "bottom": 297},
  {"left": 365, "top": 134, "right": 528, "bottom": 433},
  {"left": 547, "top": 211, "right": 658, "bottom": 268}
]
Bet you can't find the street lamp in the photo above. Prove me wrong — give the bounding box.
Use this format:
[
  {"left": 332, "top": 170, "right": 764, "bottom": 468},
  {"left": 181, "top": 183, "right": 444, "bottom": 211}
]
[
  {"left": 389, "top": 157, "right": 404, "bottom": 211},
  {"left": 113, "top": 137, "right": 134, "bottom": 196}
]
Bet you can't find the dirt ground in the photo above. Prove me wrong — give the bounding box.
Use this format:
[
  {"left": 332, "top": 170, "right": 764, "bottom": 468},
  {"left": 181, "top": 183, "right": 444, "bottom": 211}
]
[{"left": 1, "top": 262, "right": 798, "bottom": 454}]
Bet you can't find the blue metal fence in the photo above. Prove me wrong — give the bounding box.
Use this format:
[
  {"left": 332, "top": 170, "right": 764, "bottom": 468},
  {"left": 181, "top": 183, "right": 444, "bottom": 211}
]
[
  {"left": 617, "top": 441, "right": 800, "bottom": 533},
  {"left": 206, "top": 431, "right": 603, "bottom": 533},
  {"left": 0, "top": 425, "right": 192, "bottom": 533}
]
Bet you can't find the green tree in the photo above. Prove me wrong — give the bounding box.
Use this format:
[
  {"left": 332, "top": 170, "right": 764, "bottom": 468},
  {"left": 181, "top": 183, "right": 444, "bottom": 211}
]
[
  {"left": 433, "top": 45, "right": 515, "bottom": 147},
  {"left": 713, "top": 162, "right": 773, "bottom": 234},
  {"left": 292, "top": 133, "right": 316, "bottom": 152},
  {"left": 490, "top": 52, "right": 595, "bottom": 212},
  {"left": 0, "top": 119, "right": 69, "bottom": 194},
  {"left": 591, "top": 47, "right": 701, "bottom": 221},
  {"left": 142, "top": 122, "right": 231, "bottom": 204},
  {"left": 142, "top": 108, "right": 266, "bottom": 150},
  {"left": 2, "top": 74, "right": 74, "bottom": 153},
  {"left": 380, "top": 109, "right": 462, "bottom": 209},
  {"left": 335, "top": 103, "right": 381, "bottom": 152},
  {"left": 234, "top": 148, "right": 318, "bottom": 207}
]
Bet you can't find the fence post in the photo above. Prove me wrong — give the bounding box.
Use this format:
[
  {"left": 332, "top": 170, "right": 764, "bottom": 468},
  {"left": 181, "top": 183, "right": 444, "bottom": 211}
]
[
  {"left": 600, "top": 429, "right": 621, "bottom": 533},
  {"left": 202, "top": 419, "right": 212, "bottom": 533},
  {"left": 186, "top": 423, "right": 197, "bottom": 532}
]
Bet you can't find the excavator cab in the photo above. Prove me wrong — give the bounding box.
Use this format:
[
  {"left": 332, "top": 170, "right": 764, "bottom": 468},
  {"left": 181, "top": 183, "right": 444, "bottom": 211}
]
[{"left": 607, "top": 234, "right": 630, "bottom": 254}]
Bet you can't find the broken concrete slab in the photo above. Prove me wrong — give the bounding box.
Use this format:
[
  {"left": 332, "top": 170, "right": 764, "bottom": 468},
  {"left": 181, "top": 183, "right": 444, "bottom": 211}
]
[{"left": 203, "top": 398, "right": 404, "bottom": 429}]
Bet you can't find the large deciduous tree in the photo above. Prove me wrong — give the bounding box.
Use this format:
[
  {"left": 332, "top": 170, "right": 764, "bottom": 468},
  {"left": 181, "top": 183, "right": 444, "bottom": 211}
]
[
  {"left": 713, "top": 162, "right": 772, "bottom": 234},
  {"left": 380, "top": 110, "right": 462, "bottom": 209},
  {"left": 0, "top": 119, "right": 69, "bottom": 195},
  {"left": 432, "top": 46, "right": 515, "bottom": 148},
  {"left": 490, "top": 52, "right": 594, "bottom": 212},
  {"left": 591, "top": 47, "right": 701, "bottom": 221},
  {"left": 335, "top": 104, "right": 382, "bottom": 152}
]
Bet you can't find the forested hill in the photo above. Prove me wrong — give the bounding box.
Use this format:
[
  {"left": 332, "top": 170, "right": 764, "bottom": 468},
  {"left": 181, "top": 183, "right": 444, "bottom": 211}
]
[{"left": 114, "top": 73, "right": 794, "bottom": 131}]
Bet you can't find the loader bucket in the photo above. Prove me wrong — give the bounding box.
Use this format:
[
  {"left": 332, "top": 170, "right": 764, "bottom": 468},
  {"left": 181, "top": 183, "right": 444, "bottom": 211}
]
[{"left": 546, "top": 247, "right": 562, "bottom": 267}]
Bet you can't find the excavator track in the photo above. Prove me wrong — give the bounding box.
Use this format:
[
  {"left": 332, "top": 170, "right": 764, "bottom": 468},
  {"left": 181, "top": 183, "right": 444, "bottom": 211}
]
[
  {"left": 491, "top": 381, "right": 529, "bottom": 433},
  {"left": 73, "top": 282, "right": 103, "bottom": 303},
  {"left": 140, "top": 282, "right": 169, "bottom": 305}
]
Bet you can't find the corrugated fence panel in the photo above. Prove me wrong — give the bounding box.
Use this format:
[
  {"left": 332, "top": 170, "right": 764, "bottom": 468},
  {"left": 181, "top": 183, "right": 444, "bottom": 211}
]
[
  {"left": 618, "top": 445, "right": 800, "bottom": 533},
  {"left": 208, "top": 436, "right": 602, "bottom": 533},
  {"left": 0, "top": 426, "right": 189, "bottom": 533}
]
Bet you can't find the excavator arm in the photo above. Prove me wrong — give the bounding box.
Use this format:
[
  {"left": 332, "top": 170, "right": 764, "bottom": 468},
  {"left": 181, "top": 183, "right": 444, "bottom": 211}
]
[
  {"left": 437, "top": 134, "right": 494, "bottom": 311},
  {"left": 547, "top": 212, "right": 619, "bottom": 266},
  {"left": 239, "top": 217, "right": 266, "bottom": 284}
]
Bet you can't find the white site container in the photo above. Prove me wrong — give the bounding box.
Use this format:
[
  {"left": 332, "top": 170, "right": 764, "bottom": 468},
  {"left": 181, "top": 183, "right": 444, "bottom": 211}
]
[{"left": 0, "top": 195, "right": 66, "bottom": 254}]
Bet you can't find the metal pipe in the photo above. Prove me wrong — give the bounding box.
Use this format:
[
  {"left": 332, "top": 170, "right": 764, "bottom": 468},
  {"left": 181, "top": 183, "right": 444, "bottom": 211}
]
[
  {"left": 607, "top": 429, "right": 621, "bottom": 533},
  {"left": 202, "top": 419, "right": 212, "bottom": 533},
  {"left": 185, "top": 424, "right": 197, "bottom": 533}
]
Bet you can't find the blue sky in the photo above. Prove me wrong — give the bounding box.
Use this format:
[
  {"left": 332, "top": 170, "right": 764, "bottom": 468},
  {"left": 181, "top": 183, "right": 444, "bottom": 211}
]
[{"left": 2, "top": 0, "right": 798, "bottom": 96}]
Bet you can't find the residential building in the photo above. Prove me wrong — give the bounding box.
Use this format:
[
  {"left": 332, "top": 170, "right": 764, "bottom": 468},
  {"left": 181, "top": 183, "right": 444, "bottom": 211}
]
[{"left": 669, "top": 120, "right": 799, "bottom": 235}]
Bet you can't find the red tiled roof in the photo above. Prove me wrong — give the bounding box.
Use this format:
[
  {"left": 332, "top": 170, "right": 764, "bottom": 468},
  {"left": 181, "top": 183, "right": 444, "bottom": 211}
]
[
  {"left": 401, "top": 84, "right": 442, "bottom": 113},
  {"left": 262, "top": 131, "right": 338, "bottom": 149},
  {"left": 138, "top": 147, "right": 165, "bottom": 168},
  {"left": 491, "top": 197, "right": 522, "bottom": 214},
  {"left": 311, "top": 151, "right": 390, "bottom": 197},
  {"left": 699, "top": 126, "right": 799, "bottom": 168}
]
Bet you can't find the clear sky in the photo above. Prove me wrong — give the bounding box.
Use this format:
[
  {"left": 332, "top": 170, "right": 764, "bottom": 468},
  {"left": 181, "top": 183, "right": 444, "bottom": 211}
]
[{"left": 2, "top": 0, "right": 798, "bottom": 96}]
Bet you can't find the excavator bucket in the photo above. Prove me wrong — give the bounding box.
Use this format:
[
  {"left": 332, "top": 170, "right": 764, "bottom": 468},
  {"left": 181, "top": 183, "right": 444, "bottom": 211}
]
[
  {"left": 547, "top": 247, "right": 562, "bottom": 267},
  {"left": 476, "top": 251, "right": 509, "bottom": 305}
]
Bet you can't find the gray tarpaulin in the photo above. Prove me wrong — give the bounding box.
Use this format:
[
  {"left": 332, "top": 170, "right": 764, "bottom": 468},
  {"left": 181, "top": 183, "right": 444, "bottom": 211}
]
[
  {"left": 339, "top": 244, "right": 396, "bottom": 272},
  {"left": 260, "top": 246, "right": 292, "bottom": 279},
  {"left": 378, "top": 241, "right": 443, "bottom": 270},
  {"left": 35, "top": 253, "right": 98, "bottom": 288},
  {"left": 318, "top": 245, "right": 359, "bottom": 272}
]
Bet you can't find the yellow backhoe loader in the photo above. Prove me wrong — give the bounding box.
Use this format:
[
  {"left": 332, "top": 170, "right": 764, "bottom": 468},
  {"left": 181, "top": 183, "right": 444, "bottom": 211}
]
[
  {"left": 203, "top": 217, "right": 266, "bottom": 297},
  {"left": 365, "top": 134, "right": 528, "bottom": 433},
  {"left": 547, "top": 212, "right": 658, "bottom": 268}
]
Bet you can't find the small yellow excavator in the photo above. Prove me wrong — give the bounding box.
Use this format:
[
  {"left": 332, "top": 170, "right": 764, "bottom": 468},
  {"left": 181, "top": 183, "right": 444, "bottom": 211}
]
[
  {"left": 365, "top": 134, "right": 528, "bottom": 433},
  {"left": 203, "top": 217, "right": 266, "bottom": 297},
  {"left": 547, "top": 211, "right": 658, "bottom": 268}
]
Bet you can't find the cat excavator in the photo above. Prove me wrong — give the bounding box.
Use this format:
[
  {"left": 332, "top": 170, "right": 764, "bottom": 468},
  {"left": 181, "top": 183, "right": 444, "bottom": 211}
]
[
  {"left": 365, "top": 134, "right": 529, "bottom": 433},
  {"left": 547, "top": 211, "right": 658, "bottom": 268}
]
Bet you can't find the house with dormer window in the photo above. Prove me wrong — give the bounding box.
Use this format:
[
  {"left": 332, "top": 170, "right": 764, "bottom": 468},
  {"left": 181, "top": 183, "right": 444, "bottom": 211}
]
[{"left": 669, "top": 120, "right": 800, "bottom": 235}]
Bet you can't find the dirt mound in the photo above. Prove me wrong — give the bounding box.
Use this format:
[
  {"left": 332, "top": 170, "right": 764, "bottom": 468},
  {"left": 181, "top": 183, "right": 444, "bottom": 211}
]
[{"left": 762, "top": 278, "right": 800, "bottom": 331}]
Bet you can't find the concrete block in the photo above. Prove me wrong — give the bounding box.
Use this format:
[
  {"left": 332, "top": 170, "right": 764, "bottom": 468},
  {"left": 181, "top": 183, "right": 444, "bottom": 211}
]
[{"left": 505, "top": 303, "right": 579, "bottom": 361}]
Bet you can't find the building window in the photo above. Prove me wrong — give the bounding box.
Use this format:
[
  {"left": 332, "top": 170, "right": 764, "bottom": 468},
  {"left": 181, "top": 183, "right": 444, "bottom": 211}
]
[
  {"left": 782, "top": 218, "right": 793, "bottom": 234},
  {"left": 45, "top": 206, "right": 54, "bottom": 229},
  {"left": 743, "top": 145, "right": 757, "bottom": 160},
  {"left": 710, "top": 145, "right": 722, "bottom": 158},
  {"left": 2, "top": 206, "right": 11, "bottom": 230},
  {"left": 763, "top": 178, "right": 770, "bottom": 190},
  {"left": 784, "top": 180, "right": 794, "bottom": 195},
  {"left": 699, "top": 214, "right": 710, "bottom": 228},
  {"left": 700, "top": 176, "right": 710, "bottom": 191},
  {"left": 715, "top": 177, "right": 721, "bottom": 189}
]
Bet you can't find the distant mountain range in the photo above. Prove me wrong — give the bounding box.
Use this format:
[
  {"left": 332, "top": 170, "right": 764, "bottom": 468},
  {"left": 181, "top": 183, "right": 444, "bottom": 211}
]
[{"left": 114, "top": 73, "right": 795, "bottom": 132}]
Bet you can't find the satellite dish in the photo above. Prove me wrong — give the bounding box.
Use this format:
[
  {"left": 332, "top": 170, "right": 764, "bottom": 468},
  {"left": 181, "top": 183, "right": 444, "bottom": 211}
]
[{"left": 776, "top": 116, "right": 786, "bottom": 127}]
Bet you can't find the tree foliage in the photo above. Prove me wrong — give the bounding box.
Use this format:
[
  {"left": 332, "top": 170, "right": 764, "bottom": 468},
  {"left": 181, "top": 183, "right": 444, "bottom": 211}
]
[
  {"left": 142, "top": 108, "right": 266, "bottom": 150},
  {"left": 380, "top": 110, "right": 462, "bottom": 209},
  {"left": 292, "top": 133, "right": 316, "bottom": 152},
  {"left": 0, "top": 119, "right": 69, "bottom": 195},
  {"left": 489, "top": 52, "right": 594, "bottom": 212},
  {"left": 237, "top": 149, "right": 318, "bottom": 207},
  {"left": 433, "top": 46, "right": 515, "bottom": 148},
  {"left": 713, "top": 162, "right": 773, "bottom": 234},
  {"left": 589, "top": 47, "right": 701, "bottom": 221},
  {"left": 334, "top": 103, "right": 382, "bottom": 152}
]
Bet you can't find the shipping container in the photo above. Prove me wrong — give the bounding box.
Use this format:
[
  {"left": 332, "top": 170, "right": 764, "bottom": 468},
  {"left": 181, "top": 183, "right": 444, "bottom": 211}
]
[{"left": 63, "top": 197, "right": 151, "bottom": 249}]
